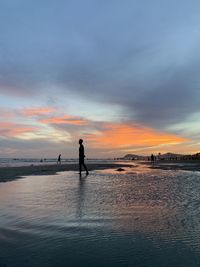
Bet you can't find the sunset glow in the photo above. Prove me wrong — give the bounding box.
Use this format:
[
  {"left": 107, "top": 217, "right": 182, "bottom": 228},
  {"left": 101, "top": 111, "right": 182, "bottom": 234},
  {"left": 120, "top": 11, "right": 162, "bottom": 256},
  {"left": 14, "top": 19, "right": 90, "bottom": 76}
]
[
  {"left": 21, "top": 107, "right": 55, "bottom": 117},
  {"left": 0, "top": 122, "right": 39, "bottom": 138},
  {"left": 40, "top": 115, "right": 89, "bottom": 126},
  {"left": 84, "top": 123, "right": 188, "bottom": 149},
  {"left": 0, "top": 105, "right": 190, "bottom": 157}
]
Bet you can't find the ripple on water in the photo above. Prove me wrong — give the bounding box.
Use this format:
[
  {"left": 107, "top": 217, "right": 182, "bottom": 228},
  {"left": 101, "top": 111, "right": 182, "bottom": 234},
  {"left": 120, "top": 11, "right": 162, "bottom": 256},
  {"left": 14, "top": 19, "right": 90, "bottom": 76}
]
[{"left": 0, "top": 167, "right": 200, "bottom": 266}]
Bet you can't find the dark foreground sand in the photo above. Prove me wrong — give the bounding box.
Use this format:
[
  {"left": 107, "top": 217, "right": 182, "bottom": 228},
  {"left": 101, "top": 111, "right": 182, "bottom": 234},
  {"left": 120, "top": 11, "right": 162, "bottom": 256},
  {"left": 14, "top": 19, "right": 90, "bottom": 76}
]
[{"left": 0, "top": 163, "right": 133, "bottom": 182}]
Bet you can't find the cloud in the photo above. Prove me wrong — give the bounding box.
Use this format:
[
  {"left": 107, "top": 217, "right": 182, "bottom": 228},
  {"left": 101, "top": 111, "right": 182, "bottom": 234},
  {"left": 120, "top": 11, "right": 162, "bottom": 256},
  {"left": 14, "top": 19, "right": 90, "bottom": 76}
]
[
  {"left": 0, "top": 108, "right": 16, "bottom": 119},
  {"left": 0, "top": 122, "right": 39, "bottom": 138},
  {"left": 83, "top": 122, "right": 188, "bottom": 150},
  {"left": 0, "top": 137, "right": 76, "bottom": 158},
  {"left": 0, "top": 0, "right": 200, "bottom": 131},
  {"left": 20, "top": 107, "right": 55, "bottom": 117},
  {"left": 0, "top": 108, "right": 192, "bottom": 157},
  {"left": 39, "top": 115, "right": 89, "bottom": 126}
]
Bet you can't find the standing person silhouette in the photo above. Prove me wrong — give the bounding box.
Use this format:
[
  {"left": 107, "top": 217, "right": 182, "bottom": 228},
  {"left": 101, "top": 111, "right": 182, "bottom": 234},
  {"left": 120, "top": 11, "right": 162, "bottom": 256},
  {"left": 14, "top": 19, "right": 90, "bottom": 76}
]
[
  {"left": 57, "top": 154, "right": 61, "bottom": 164},
  {"left": 79, "top": 139, "right": 89, "bottom": 176},
  {"left": 151, "top": 154, "right": 154, "bottom": 164}
]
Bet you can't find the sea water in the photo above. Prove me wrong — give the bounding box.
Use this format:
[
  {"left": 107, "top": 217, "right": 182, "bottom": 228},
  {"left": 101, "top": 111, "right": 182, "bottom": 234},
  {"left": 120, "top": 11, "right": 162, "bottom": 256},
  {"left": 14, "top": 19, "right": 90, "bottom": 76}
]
[
  {"left": 0, "top": 164, "right": 200, "bottom": 266},
  {"left": 0, "top": 158, "right": 118, "bottom": 167}
]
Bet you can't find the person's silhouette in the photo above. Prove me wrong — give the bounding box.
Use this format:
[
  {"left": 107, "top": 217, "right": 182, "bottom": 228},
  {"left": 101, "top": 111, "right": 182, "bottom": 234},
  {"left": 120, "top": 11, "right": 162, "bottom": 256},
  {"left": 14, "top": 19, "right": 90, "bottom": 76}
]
[
  {"left": 79, "top": 139, "right": 89, "bottom": 176},
  {"left": 57, "top": 154, "right": 61, "bottom": 164},
  {"left": 151, "top": 154, "right": 154, "bottom": 164}
]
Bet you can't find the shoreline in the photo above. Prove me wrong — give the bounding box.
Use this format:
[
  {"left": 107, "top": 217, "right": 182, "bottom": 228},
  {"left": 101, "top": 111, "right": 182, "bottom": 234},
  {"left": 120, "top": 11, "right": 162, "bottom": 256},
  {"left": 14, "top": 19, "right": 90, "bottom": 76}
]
[
  {"left": 142, "top": 160, "right": 200, "bottom": 172},
  {"left": 0, "top": 162, "right": 133, "bottom": 183},
  {"left": 1, "top": 160, "right": 200, "bottom": 183}
]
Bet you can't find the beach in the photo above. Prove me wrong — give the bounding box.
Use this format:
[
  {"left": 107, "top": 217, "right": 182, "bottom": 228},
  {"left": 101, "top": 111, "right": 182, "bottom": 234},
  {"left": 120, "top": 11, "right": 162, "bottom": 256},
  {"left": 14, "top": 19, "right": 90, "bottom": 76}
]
[
  {"left": 0, "top": 162, "right": 133, "bottom": 182},
  {"left": 0, "top": 162, "right": 200, "bottom": 266},
  {"left": 2, "top": 159, "right": 200, "bottom": 183},
  {"left": 143, "top": 159, "right": 200, "bottom": 172}
]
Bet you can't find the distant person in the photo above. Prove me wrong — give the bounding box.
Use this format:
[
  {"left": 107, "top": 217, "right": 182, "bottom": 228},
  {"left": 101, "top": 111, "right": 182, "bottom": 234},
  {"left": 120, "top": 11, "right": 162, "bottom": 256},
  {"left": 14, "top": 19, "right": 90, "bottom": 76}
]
[
  {"left": 57, "top": 154, "right": 61, "bottom": 164},
  {"left": 151, "top": 154, "right": 155, "bottom": 164},
  {"left": 79, "top": 139, "right": 89, "bottom": 176}
]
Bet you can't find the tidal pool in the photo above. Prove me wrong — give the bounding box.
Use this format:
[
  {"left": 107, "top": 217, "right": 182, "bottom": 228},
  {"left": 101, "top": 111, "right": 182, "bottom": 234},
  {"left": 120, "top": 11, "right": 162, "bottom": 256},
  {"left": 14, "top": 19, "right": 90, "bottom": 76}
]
[{"left": 0, "top": 165, "right": 200, "bottom": 266}]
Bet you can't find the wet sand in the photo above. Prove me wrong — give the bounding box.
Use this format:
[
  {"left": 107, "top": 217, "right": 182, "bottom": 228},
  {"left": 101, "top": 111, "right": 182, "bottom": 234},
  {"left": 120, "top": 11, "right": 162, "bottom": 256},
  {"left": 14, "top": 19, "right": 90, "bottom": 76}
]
[
  {"left": 143, "top": 160, "right": 200, "bottom": 172},
  {"left": 0, "top": 164, "right": 200, "bottom": 266},
  {"left": 0, "top": 162, "right": 133, "bottom": 182}
]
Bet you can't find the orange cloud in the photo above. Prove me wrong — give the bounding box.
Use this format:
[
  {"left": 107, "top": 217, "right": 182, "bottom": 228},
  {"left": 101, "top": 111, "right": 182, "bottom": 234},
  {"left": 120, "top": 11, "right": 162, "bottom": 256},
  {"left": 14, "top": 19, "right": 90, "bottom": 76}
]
[
  {"left": 21, "top": 107, "right": 55, "bottom": 117},
  {"left": 84, "top": 122, "right": 188, "bottom": 149},
  {"left": 0, "top": 122, "right": 38, "bottom": 137},
  {"left": 0, "top": 108, "right": 15, "bottom": 119},
  {"left": 40, "top": 115, "right": 89, "bottom": 126}
]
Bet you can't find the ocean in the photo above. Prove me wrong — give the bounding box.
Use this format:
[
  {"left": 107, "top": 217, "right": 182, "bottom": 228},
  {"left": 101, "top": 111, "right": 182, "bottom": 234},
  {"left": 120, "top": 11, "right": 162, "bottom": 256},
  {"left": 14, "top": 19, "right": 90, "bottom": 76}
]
[{"left": 0, "top": 158, "right": 117, "bottom": 167}]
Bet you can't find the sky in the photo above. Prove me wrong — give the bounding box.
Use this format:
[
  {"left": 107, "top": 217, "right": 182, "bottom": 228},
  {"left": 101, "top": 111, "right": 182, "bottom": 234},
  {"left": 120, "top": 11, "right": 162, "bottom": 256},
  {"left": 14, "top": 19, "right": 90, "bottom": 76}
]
[{"left": 0, "top": 0, "right": 200, "bottom": 158}]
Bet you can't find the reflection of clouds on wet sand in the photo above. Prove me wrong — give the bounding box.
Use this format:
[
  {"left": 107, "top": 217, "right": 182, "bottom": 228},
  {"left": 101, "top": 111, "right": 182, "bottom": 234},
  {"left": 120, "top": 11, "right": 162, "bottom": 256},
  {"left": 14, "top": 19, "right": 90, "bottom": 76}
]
[
  {"left": 91, "top": 167, "right": 200, "bottom": 251},
  {"left": 0, "top": 164, "right": 200, "bottom": 266}
]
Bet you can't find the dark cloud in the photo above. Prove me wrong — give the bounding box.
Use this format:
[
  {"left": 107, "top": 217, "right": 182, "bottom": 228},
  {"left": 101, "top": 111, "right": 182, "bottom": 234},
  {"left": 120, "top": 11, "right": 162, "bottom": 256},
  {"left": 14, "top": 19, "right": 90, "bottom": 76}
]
[
  {"left": 0, "top": 0, "right": 200, "bottom": 130},
  {"left": 125, "top": 61, "right": 200, "bottom": 127}
]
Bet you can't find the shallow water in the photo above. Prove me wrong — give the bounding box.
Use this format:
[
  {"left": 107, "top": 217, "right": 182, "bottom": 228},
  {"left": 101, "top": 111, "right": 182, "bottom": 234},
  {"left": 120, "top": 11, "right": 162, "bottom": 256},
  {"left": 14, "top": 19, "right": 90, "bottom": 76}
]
[
  {"left": 0, "top": 164, "right": 200, "bottom": 266},
  {"left": 0, "top": 158, "right": 121, "bottom": 167}
]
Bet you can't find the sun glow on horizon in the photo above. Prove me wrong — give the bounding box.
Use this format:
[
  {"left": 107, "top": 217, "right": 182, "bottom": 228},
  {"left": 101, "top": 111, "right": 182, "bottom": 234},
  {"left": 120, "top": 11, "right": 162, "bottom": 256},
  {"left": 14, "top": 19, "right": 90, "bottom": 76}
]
[
  {"left": 0, "top": 105, "right": 195, "bottom": 157},
  {"left": 83, "top": 123, "right": 188, "bottom": 150}
]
